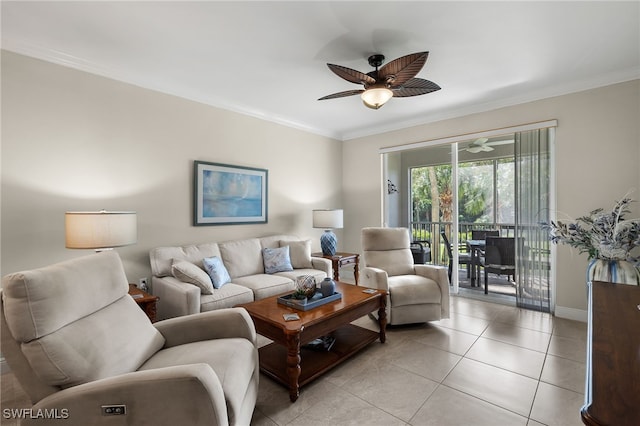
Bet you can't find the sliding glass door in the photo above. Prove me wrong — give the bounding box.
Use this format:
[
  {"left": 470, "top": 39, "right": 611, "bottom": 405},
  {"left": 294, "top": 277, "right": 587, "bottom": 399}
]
[{"left": 382, "top": 120, "right": 556, "bottom": 311}]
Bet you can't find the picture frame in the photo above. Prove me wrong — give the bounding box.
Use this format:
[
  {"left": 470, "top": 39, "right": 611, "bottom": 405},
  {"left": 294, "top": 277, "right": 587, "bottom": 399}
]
[{"left": 193, "top": 161, "right": 268, "bottom": 226}]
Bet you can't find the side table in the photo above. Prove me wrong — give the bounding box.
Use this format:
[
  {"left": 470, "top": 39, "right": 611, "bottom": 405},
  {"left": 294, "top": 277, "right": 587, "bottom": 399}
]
[
  {"left": 128, "top": 284, "right": 159, "bottom": 322},
  {"left": 311, "top": 252, "right": 359, "bottom": 285}
]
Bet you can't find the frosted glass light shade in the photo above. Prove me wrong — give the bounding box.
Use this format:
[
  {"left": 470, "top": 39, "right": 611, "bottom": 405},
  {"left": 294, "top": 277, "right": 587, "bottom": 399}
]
[
  {"left": 361, "top": 87, "right": 393, "bottom": 109},
  {"left": 65, "top": 211, "right": 137, "bottom": 249},
  {"left": 312, "top": 209, "right": 343, "bottom": 229}
]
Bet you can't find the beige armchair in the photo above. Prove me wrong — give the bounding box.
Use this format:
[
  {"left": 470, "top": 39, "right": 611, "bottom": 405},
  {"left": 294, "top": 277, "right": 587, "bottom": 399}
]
[
  {"left": 361, "top": 227, "right": 450, "bottom": 325},
  {"left": 1, "top": 251, "right": 258, "bottom": 426}
]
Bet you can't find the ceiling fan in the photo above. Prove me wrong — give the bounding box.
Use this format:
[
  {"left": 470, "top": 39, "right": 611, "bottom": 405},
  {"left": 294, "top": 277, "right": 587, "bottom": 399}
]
[
  {"left": 318, "top": 51, "right": 441, "bottom": 110},
  {"left": 463, "top": 138, "right": 515, "bottom": 153}
]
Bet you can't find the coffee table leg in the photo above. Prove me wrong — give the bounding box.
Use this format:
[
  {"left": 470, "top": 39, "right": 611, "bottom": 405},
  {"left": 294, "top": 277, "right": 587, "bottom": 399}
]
[
  {"left": 285, "top": 331, "right": 301, "bottom": 402},
  {"left": 377, "top": 295, "right": 387, "bottom": 343}
]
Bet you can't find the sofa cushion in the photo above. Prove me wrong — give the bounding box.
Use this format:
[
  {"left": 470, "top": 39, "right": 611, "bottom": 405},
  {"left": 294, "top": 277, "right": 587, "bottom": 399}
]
[
  {"left": 172, "top": 260, "right": 214, "bottom": 294},
  {"left": 199, "top": 284, "right": 254, "bottom": 312},
  {"left": 280, "top": 239, "right": 313, "bottom": 269},
  {"left": 274, "top": 269, "right": 326, "bottom": 285},
  {"left": 219, "top": 238, "right": 263, "bottom": 278},
  {"left": 262, "top": 246, "right": 293, "bottom": 274},
  {"left": 150, "top": 243, "right": 221, "bottom": 277},
  {"left": 232, "top": 274, "right": 295, "bottom": 300},
  {"left": 202, "top": 256, "right": 232, "bottom": 289}
]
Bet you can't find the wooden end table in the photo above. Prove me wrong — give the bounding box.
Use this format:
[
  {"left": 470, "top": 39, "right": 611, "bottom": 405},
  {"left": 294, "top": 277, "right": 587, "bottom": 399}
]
[
  {"left": 238, "top": 282, "right": 386, "bottom": 402},
  {"left": 312, "top": 252, "right": 360, "bottom": 285},
  {"left": 128, "top": 284, "right": 159, "bottom": 322}
]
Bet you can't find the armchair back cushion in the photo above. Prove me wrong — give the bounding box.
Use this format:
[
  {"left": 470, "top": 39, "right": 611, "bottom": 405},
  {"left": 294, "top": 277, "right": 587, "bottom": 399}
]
[
  {"left": 2, "top": 251, "right": 165, "bottom": 388},
  {"left": 362, "top": 227, "right": 414, "bottom": 276}
]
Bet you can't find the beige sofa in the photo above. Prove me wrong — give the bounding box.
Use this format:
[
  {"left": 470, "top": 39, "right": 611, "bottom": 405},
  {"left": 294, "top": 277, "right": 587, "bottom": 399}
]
[
  {"left": 1, "top": 251, "right": 258, "bottom": 426},
  {"left": 150, "top": 235, "right": 332, "bottom": 320}
]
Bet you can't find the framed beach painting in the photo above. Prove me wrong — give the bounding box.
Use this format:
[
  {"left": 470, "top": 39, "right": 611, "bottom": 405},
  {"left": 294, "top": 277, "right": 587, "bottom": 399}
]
[{"left": 193, "top": 161, "right": 268, "bottom": 226}]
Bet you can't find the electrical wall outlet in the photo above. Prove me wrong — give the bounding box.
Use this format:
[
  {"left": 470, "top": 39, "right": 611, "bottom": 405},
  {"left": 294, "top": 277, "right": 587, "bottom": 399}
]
[{"left": 138, "top": 277, "right": 148, "bottom": 289}]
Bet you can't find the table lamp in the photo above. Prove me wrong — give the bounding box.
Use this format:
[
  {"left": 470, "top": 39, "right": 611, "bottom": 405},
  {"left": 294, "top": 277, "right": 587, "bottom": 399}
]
[
  {"left": 65, "top": 210, "right": 137, "bottom": 251},
  {"left": 312, "top": 209, "right": 343, "bottom": 256}
]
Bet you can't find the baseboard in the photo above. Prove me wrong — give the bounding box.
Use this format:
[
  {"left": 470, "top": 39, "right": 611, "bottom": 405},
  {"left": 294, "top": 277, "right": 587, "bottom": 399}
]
[{"left": 555, "top": 305, "right": 588, "bottom": 323}]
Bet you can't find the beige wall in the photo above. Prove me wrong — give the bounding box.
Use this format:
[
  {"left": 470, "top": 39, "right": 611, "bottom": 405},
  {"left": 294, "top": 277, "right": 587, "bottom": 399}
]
[
  {"left": 1, "top": 51, "right": 343, "bottom": 283},
  {"left": 343, "top": 79, "right": 640, "bottom": 316},
  {"left": 2, "top": 49, "right": 639, "bottom": 317}
]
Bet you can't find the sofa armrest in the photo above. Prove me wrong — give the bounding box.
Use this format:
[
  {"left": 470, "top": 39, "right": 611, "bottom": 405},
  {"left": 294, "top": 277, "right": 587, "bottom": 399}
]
[
  {"left": 311, "top": 257, "right": 332, "bottom": 276},
  {"left": 154, "top": 307, "right": 257, "bottom": 349},
  {"left": 415, "top": 264, "right": 450, "bottom": 319},
  {"left": 152, "top": 276, "right": 201, "bottom": 320},
  {"left": 22, "top": 364, "right": 227, "bottom": 426},
  {"left": 360, "top": 266, "right": 389, "bottom": 291}
]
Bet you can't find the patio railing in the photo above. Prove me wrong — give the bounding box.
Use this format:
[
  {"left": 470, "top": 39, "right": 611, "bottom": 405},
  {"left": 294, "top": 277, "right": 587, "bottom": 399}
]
[{"left": 409, "top": 221, "right": 516, "bottom": 265}]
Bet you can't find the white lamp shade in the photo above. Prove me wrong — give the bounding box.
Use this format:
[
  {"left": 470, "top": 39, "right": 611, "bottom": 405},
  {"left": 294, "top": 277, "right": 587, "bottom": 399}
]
[
  {"left": 65, "top": 211, "right": 137, "bottom": 249},
  {"left": 361, "top": 87, "right": 393, "bottom": 109},
  {"left": 312, "top": 209, "right": 343, "bottom": 229}
]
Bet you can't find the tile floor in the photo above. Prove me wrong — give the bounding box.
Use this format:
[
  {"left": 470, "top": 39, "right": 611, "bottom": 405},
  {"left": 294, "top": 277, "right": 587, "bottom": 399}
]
[
  {"left": 1, "top": 295, "right": 587, "bottom": 426},
  {"left": 250, "top": 295, "right": 587, "bottom": 426}
]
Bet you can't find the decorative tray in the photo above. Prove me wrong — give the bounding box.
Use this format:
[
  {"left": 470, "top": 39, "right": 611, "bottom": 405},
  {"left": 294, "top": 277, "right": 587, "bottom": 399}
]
[{"left": 277, "top": 291, "right": 342, "bottom": 311}]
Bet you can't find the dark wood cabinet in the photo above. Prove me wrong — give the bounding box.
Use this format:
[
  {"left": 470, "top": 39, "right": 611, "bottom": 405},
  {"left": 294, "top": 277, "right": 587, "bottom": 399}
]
[{"left": 581, "top": 281, "right": 640, "bottom": 425}]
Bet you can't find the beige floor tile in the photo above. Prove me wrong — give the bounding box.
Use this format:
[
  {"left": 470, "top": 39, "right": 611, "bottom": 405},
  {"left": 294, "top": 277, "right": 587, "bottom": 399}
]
[
  {"left": 383, "top": 339, "right": 462, "bottom": 383},
  {"left": 482, "top": 322, "right": 551, "bottom": 353},
  {"left": 414, "top": 324, "right": 479, "bottom": 355},
  {"left": 443, "top": 358, "right": 538, "bottom": 417},
  {"left": 342, "top": 364, "right": 438, "bottom": 422},
  {"left": 449, "top": 296, "right": 508, "bottom": 321},
  {"left": 547, "top": 335, "right": 587, "bottom": 363},
  {"left": 286, "top": 385, "right": 407, "bottom": 426},
  {"left": 540, "top": 354, "right": 586, "bottom": 393},
  {"left": 250, "top": 409, "right": 278, "bottom": 426},
  {"left": 494, "top": 308, "right": 554, "bottom": 333},
  {"left": 552, "top": 318, "right": 587, "bottom": 341},
  {"left": 465, "top": 337, "right": 546, "bottom": 379},
  {"left": 530, "top": 382, "right": 584, "bottom": 426},
  {"left": 410, "top": 385, "right": 528, "bottom": 426},
  {"left": 433, "top": 311, "right": 491, "bottom": 336},
  {"left": 527, "top": 420, "right": 546, "bottom": 426}
]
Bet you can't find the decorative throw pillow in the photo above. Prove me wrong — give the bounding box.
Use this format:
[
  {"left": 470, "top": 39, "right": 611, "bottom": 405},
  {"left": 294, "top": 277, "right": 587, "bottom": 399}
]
[
  {"left": 202, "top": 256, "right": 232, "bottom": 289},
  {"left": 281, "top": 239, "right": 313, "bottom": 269},
  {"left": 171, "top": 260, "right": 214, "bottom": 294},
  {"left": 263, "top": 246, "right": 293, "bottom": 274}
]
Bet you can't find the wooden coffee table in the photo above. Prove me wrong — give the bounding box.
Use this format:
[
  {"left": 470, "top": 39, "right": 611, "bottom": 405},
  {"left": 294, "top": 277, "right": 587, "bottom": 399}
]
[{"left": 238, "top": 281, "right": 387, "bottom": 402}]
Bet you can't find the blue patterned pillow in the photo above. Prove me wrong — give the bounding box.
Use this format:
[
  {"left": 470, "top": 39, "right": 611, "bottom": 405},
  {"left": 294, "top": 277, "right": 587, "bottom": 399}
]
[
  {"left": 202, "top": 256, "right": 231, "bottom": 289},
  {"left": 263, "top": 246, "right": 293, "bottom": 274}
]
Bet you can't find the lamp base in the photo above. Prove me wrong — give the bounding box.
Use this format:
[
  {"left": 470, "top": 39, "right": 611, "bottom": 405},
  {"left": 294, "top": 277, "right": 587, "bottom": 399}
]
[{"left": 320, "top": 230, "right": 337, "bottom": 256}]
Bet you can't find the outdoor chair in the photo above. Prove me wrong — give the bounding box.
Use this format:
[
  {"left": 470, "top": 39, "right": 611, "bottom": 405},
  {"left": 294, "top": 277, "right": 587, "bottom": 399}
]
[
  {"left": 479, "top": 236, "right": 516, "bottom": 294},
  {"left": 440, "top": 231, "right": 472, "bottom": 283},
  {"left": 361, "top": 227, "right": 449, "bottom": 325}
]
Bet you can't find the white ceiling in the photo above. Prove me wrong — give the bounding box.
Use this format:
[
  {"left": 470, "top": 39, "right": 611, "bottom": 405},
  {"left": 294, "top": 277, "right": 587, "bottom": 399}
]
[{"left": 2, "top": 1, "right": 639, "bottom": 141}]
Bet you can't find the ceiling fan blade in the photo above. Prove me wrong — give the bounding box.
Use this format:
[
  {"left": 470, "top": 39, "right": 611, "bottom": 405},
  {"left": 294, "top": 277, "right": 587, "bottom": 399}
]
[
  {"left": 392, "top": 78, "right": 441, "bottom": 97},
  {"left": 486, "top": 139, "right": 514, "bottom": 146},
  {"left": 318, "top": 89, "right": 364, "bottom": 100},
  {"left": 469, "top": 137, "right": 489, "bottom": 147},
  {"left": 327, "top": 64, "right": 376, "bottom": 85},
  {"left": 379, "top": 52, "right": 428, "bottom": 87}
]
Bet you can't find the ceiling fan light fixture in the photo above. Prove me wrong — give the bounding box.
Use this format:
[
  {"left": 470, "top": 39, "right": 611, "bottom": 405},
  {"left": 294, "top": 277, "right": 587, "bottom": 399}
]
[{"left": 361, "top": 87, "right": 393, "bottom": 110}]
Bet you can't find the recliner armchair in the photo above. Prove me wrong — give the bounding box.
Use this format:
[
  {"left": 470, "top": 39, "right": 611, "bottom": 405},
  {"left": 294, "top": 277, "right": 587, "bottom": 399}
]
[
  {"left": 1, "top": 251, "right": 258, "bottom": 426},
  {"left": 361, "top": 227, "right": 450, "bottom": 325}
]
